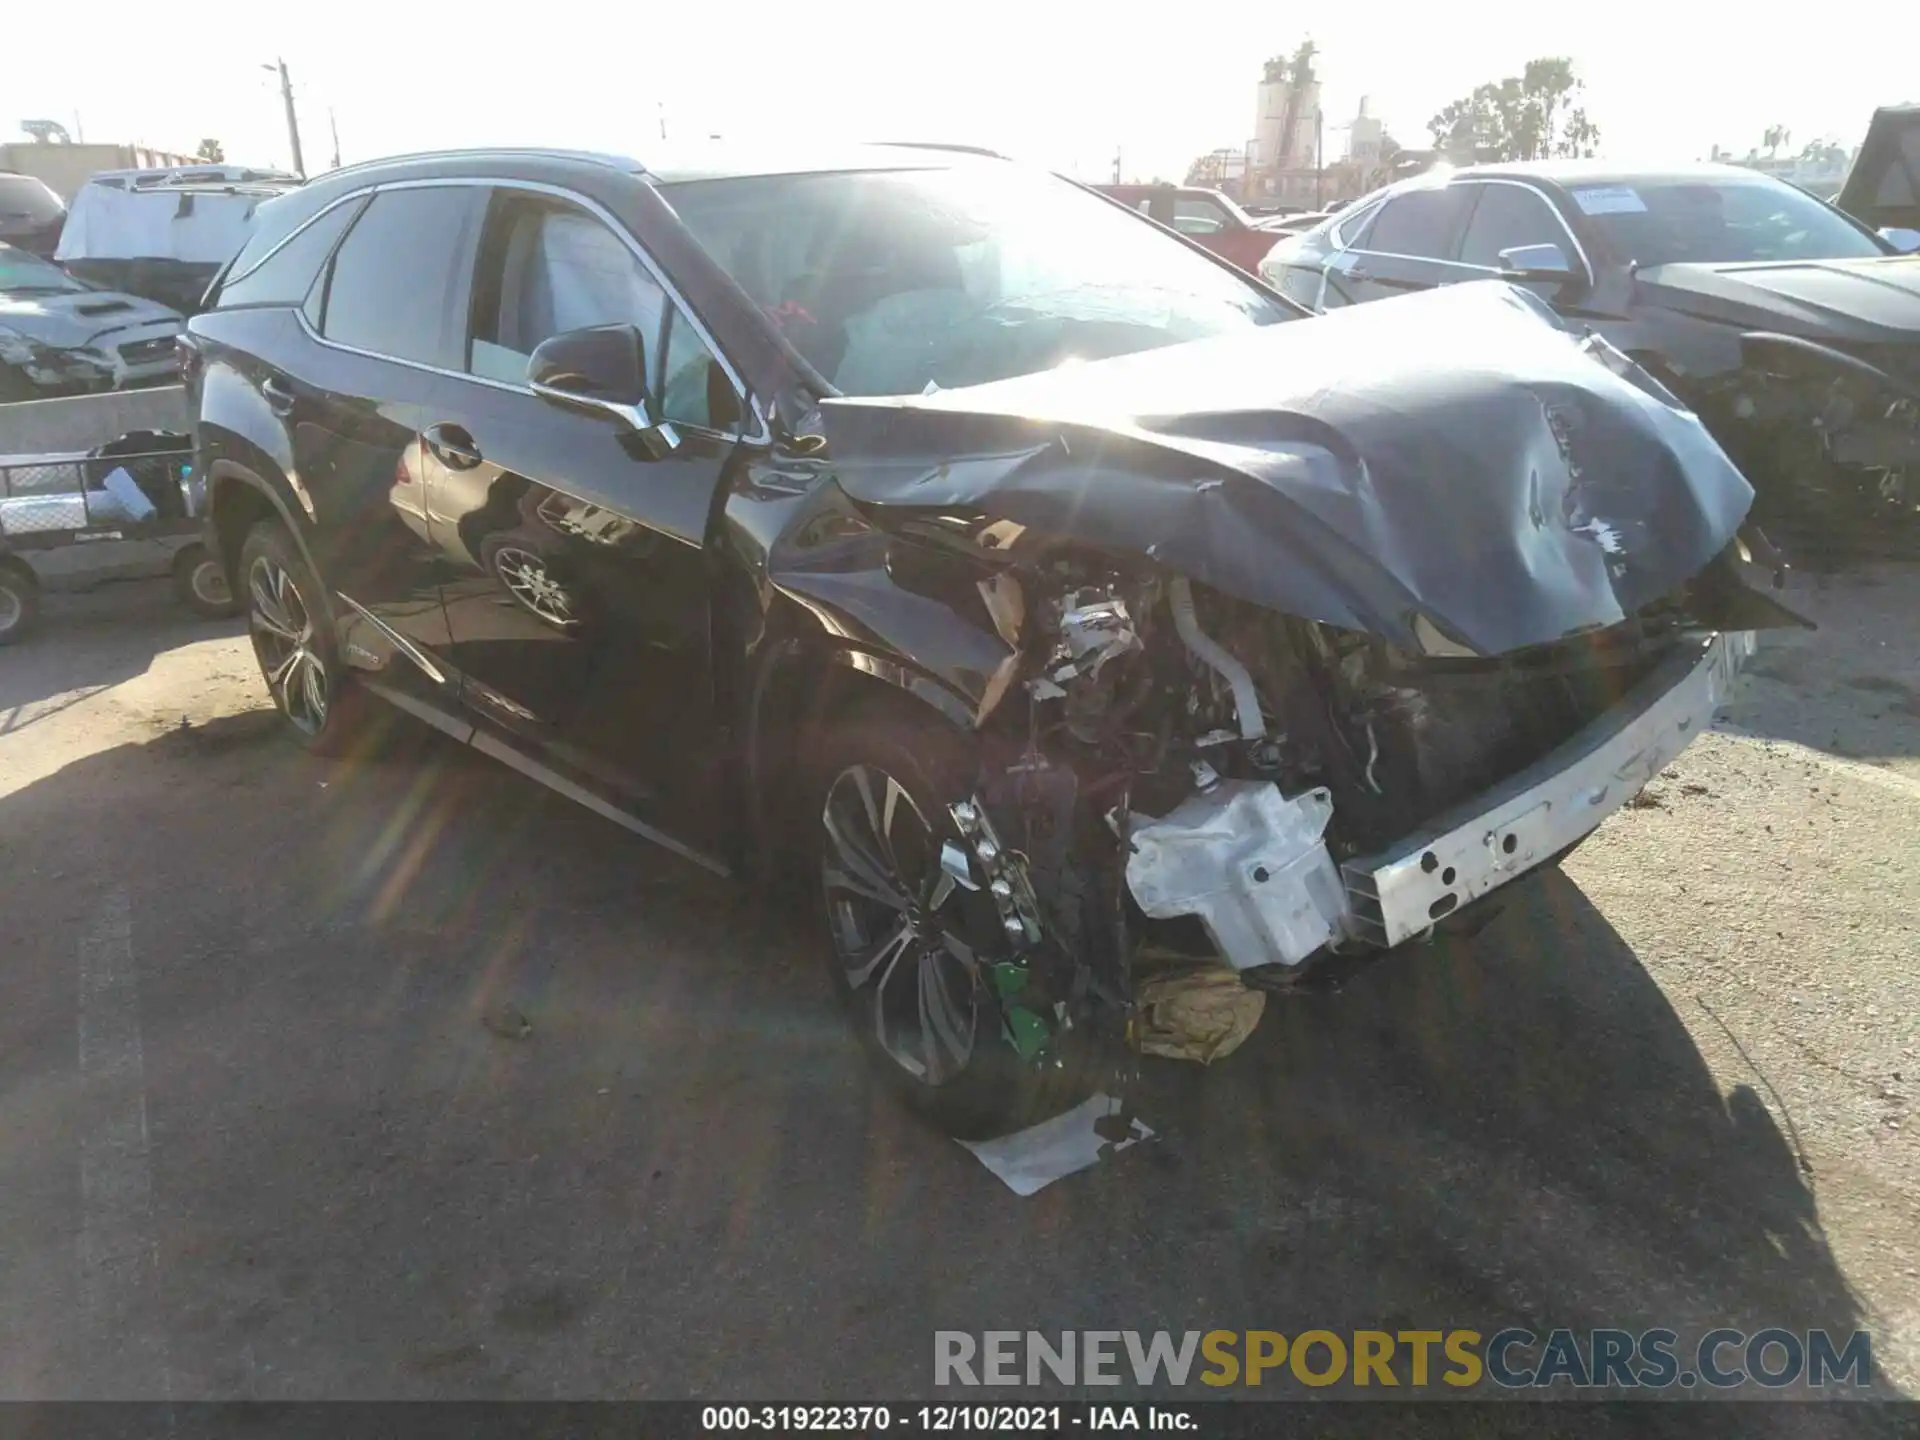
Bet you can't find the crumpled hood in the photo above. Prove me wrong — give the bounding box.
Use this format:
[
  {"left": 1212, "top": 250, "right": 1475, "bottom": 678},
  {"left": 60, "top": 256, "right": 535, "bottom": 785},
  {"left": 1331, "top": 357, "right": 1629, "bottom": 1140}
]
[
  {"left": 1634, "top": 257, "right": 1920, "bottom": 342},
  {"left": 0, "top": 286, "right": 184, "bottom": 348},
  {"left": 818, "top": 281, "right": 1754, "bottom": 657}
]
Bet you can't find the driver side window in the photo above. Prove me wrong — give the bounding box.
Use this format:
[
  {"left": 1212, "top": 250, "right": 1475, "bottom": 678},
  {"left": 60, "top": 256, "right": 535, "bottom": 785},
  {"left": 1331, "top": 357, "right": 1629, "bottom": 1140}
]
[
  {"left": 467, "top": 191, "right": 736, "bottom": 430},
  {"left": 1458, "top": 184, "right": 1568, "bottom": 269}
]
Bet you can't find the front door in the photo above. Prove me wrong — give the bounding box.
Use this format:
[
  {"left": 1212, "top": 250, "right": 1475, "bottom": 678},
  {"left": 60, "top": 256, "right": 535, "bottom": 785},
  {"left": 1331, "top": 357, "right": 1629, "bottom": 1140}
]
[{"left": 420, "top": 187, "right": 749, "bottom": 826}]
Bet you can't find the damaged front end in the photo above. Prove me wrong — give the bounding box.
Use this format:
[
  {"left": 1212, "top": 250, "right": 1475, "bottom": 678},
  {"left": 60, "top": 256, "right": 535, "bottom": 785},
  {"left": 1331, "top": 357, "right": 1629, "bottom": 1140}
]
[
  {"left": 1691, "top": 332, "right": 1920, "bottom": 554},
  {"left": 811, "top": 282, "right": 1808, "bottom": 1072}
]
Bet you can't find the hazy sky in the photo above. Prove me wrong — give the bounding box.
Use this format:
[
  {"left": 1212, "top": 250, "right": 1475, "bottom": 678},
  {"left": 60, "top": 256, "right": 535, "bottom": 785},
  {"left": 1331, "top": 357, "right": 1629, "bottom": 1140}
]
[{"left": 10, "top": 1, "right": 1916, "bottom": 181}]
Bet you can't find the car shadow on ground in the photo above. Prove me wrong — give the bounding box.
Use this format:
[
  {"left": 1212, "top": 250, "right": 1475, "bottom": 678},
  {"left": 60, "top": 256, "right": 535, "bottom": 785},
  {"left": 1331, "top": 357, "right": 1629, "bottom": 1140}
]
[{"left": 0, "top": 709, "right": 1898, "bottom": 1419}]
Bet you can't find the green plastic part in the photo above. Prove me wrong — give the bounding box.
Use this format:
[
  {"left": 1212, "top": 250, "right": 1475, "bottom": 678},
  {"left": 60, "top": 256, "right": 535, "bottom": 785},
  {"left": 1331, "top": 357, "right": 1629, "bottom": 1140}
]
[{"left": 1004, "top": 1005, "right": 1051, "bottom": 1063}]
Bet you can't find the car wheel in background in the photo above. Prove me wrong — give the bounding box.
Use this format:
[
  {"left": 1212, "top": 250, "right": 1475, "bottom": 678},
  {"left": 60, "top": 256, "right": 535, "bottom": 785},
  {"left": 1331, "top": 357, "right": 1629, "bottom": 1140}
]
[
  {"left": 0, "top": 559, "right": 41, "bottom": 646},
  {"left": 171, "top": 542, "right": 238, "bottom": 619}
]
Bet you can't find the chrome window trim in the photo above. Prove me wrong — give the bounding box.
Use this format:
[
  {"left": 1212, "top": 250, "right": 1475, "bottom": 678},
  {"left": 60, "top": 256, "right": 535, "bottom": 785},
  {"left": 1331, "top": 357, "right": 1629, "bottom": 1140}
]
[
  {"left": 1337, "top": 178, "right": 1596, "bottom": 285},
  {"left": 257, "top": 173, "right": 768, "bottom": 446}
]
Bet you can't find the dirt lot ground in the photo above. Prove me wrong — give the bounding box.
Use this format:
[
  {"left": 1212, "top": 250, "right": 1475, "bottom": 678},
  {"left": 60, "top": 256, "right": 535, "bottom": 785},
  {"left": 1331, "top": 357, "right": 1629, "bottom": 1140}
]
[{"left": 0, "top": 564, "right": 1915, "bottom": 1418}]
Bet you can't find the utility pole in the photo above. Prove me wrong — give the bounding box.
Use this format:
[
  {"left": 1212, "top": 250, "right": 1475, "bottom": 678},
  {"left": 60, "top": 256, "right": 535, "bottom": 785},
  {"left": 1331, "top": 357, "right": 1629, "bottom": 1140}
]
[
  {"left": 1112, "top": 145, "right": 1122, "bottom": 183},
  {"left": 263, "top": 58, "right": 305, "bottom": 178},
  {"left": 1314, "top": 108, "right": 1324, "bottom": 209},
  {"left": 328, "top": 107, "right": 342, "bottom": 170}
]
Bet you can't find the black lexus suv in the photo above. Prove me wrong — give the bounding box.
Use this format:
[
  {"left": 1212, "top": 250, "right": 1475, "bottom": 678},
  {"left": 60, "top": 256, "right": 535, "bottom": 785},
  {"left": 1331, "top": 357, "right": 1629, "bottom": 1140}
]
[{"left": 186, "top": 145, "right": 1788, "bottom": 1135}]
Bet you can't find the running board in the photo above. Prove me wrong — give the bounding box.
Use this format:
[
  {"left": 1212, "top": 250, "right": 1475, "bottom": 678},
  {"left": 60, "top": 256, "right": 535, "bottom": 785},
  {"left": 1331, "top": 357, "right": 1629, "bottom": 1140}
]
[{"left": 362, "top": 680, "right": 733, "bottom": 880}]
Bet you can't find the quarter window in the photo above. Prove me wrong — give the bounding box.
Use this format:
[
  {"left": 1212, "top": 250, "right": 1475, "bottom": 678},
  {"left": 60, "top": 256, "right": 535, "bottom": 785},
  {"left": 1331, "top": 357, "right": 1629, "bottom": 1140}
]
[
  {"left": 317, "top": 187, "right": 479, "bottom": 367},
  {"left": 1458, "top": 185, "right": 1570, "bottom": 269},
  {"left": 217, "top": 195, "right": 365, "bottom": 310},
  {"left": 1357, "top": 188, "right": 1472, "bottom": 259}
]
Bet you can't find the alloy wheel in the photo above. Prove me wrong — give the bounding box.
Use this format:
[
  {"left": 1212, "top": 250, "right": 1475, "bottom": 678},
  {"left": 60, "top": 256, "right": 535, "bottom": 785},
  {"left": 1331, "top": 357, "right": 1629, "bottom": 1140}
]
[
  {"left": 821, "top": 764, "right": 981, "bottom": 1086},
  {"left": 0, "top": 584, "right": 21, "bottom": 635},
  {"left": 247, "top": 555, "right": 328, "bottom": 734},
  {"left": 492, "top": 546, "right": 577, "bottom": 628}
]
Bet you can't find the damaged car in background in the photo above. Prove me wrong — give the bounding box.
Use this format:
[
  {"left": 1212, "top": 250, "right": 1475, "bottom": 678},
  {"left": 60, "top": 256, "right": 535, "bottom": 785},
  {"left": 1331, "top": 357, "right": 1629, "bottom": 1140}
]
[
  {"left": 1262, "top": 161, "right": 1920, "bottom": 558},
  {"left": 188, "top": 147, "right": 1808, "bottom": 1140}
]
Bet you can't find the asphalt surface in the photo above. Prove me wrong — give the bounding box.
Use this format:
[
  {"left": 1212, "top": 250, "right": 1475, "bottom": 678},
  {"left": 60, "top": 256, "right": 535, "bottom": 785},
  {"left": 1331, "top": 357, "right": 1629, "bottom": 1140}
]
[{"left": 0, "top": 565, "right": 1915, "bottom": 1420}]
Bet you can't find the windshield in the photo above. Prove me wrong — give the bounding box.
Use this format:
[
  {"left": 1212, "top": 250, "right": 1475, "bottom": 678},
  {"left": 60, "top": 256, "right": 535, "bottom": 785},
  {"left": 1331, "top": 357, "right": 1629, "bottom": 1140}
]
[
  {"left": 662, "top": 165, "right": 1293, "bottom": 397},
  {"left": 1574, "top": 177, "right": 1886, "bottom": 265},
  {"left": 0, "top": 245, "right": 84, "bottom": 294}
]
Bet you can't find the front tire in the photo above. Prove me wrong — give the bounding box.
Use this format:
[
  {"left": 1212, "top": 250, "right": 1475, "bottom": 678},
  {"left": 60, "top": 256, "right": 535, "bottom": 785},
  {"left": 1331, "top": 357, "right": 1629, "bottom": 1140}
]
[
  {"left": 806, "top": 699, "right": 1092, "bottom": 1139},
  {"left": 238, "top": 520, "right": 369, "bottom": 754}
]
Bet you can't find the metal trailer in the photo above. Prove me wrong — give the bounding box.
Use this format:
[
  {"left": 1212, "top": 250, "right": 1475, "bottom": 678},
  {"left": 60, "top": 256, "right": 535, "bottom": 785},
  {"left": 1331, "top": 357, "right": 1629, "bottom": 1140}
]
[{"left": 0, "top": 439, "right": 232, "bottom": 644}]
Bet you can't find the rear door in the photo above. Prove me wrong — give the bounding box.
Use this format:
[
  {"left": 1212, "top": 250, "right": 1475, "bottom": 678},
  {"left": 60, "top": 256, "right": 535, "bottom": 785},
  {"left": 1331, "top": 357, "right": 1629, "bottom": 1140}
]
[
  {"left": 420, "top": 184, "right": 750, "bottom": 818},
  {"left": 1336, "top": 186, "right": 1475, "bottom": 304},
  {"left": 292, "top": 184, "right": 485, "bottom": 703}
]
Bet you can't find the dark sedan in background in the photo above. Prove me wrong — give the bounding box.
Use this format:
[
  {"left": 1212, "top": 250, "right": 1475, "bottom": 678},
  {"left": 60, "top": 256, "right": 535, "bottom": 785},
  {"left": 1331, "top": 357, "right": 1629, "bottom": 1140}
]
[
  {"left": 0, "top": 171, "right": 66, "bottom": 258},
  {"left": 1261, "top": 162, "right": 1920, "bottom": 552}
]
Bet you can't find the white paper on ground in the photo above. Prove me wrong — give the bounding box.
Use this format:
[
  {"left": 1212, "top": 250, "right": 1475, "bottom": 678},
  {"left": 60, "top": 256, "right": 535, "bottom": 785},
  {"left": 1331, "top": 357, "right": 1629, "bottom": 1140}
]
[{"left": 958, "top": 1092, "right": 1154, "bottom": 1196}]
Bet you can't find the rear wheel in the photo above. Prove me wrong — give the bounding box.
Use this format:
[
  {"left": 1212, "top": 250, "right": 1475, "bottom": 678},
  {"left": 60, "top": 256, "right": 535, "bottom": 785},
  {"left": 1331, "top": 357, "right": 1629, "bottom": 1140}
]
[
  {"left": 0, "top": 559, "right": 41, "bottom": 646},
  {"left": 239, "top": 521, "right": 371, "bottom": 754},
  {"left": 806, "top": 699, "right": 1093, "bottom": 1139},
  {"left": 171, "top": 542, "right": 238, "bottom": 619}
]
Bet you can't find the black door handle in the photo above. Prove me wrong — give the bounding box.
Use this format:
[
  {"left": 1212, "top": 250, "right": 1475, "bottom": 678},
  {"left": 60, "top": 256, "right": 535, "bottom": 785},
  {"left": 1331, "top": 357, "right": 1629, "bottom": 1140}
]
[
  {"left": 423, "top": 422, "right": 483, "bottom": 470},
  {"left": 261, "top": 375, "right": 295, "bottom": 416}
]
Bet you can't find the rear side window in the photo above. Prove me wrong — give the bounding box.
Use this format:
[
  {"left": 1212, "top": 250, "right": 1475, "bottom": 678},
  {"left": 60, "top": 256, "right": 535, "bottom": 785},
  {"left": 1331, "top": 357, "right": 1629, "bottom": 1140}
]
[
  {"left": 216, "top": 195, "right": 365, "bottom": 309},
  {"left": 316, "top": 187, "right": 481, "bottom": 367},
  {"left": 1359, "top": 188, "right": 1472, "bottom": 259}
]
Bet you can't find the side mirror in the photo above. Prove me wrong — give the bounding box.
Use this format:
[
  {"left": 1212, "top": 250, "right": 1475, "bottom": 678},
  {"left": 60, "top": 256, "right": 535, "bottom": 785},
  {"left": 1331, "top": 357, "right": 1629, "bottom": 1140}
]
[
  {"left": 1879, "top": 227, "right": 1920, "bottom": 254},
  {"left": 527, "top": 324, "right": 679, "bottom": 458},
  {"left": 1497, "top": 242, "right": 1576, "bottom": 280}
]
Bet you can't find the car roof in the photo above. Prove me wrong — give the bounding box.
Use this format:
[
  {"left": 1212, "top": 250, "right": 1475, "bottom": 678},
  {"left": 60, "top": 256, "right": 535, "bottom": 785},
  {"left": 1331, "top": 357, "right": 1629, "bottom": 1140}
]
[
  {"left": 311, "top": 142, "right": 998, "bottom": 191},
  {"left": 1436, "top": 159, "right": 1796, "bottom": 190}
]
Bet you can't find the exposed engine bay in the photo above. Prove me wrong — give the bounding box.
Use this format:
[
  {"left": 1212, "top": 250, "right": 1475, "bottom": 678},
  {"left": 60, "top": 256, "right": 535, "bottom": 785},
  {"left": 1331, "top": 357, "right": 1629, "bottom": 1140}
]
[{"left": 889, "top": 528, "right": 1792, "bottom": 1074}]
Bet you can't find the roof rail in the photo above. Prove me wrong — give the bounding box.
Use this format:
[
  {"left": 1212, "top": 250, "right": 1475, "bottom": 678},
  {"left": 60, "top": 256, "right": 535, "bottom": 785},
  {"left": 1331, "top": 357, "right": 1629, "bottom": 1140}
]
[
  {"left": 872, "top": 142, "right": 1010, "bottom": 160},
  {"left": 313, "top": 147, "right": 644, "bottom": 183}
]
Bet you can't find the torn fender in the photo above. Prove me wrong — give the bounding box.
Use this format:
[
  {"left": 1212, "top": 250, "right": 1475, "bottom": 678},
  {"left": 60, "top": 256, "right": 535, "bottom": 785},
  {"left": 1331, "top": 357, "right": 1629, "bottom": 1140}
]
[{"left": 818, "top": 282, "right": 1755, "bottom": 657}]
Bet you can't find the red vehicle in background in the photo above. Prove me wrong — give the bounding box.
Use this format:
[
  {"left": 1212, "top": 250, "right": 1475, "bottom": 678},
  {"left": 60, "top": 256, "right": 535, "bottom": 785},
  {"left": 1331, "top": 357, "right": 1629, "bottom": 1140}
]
[{"left": 1096, "top": 183, "right": 1284, "bottom": 274}]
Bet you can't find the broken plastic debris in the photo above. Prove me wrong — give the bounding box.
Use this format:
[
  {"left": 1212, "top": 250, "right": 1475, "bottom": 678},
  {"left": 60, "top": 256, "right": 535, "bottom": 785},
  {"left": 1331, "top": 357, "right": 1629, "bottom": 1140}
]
[
  {"left": 958, "top": 1093, "right": 1153, "bottom": 1196},
  {"left": 1134, "top": 960, "right": 1266, "bottom": 1065}
]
